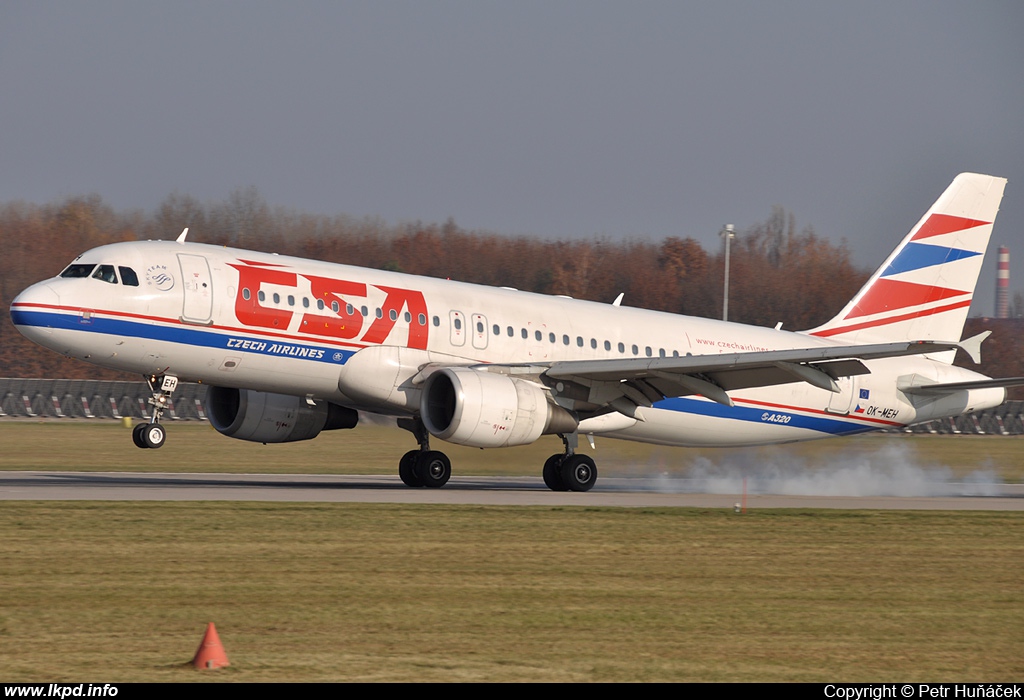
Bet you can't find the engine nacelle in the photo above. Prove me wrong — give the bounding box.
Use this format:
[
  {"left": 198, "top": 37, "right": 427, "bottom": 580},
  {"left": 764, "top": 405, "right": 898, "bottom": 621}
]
[
  {"left": 420, "top": 368, "right": 577, "bottom": 448},
  {"left": 206, "top": 386, "right": 358, "bottom": 443}
]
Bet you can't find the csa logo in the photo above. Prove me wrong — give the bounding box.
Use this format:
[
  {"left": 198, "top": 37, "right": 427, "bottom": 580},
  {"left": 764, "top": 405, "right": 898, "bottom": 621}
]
[{"left": 146, "top": 264, "right": 175, "bottom": 291}]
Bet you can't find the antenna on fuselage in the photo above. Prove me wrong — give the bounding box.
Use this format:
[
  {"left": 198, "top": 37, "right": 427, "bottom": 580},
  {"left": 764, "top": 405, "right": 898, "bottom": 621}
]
[
  {"left": 175, "top": 228, "right": 189, "bottom": 244},
  {"left": 612, "top": 293, "right": 624, "bottom": 307}
]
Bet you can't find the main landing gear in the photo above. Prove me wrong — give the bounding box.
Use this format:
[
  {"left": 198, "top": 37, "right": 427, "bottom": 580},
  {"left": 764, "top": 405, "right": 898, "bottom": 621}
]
[
  {"left": 542, "top": 432, "right": 597, "bottom": 492},
  {"left": 396, "top": 418, "right": 452, "bottom": 488},
  {"left": 395, "top": 420, "right": 597, "bottom": 492},
  {"left": 132, "top": 374, "right": 178, "bottom": 450}
]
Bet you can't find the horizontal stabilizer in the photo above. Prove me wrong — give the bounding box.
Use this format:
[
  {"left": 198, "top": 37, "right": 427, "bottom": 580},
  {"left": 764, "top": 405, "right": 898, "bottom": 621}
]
[{"left": 958, "top": 330, "right": 991, "bottom": 364}]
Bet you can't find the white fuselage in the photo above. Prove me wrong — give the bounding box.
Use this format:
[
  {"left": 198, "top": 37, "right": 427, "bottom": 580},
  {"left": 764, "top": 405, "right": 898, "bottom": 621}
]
[{"left": 11, "top": 240, "right": 1003, "bottom": 447}]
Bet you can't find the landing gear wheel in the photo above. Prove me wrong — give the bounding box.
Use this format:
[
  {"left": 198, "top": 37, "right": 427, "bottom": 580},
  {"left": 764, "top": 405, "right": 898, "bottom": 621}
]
[
  {"left": 560, "top": 454, "right": 597, "bottom": 492},
  {"left": 142, "top": 423, "right": 166, "bottom": 449},
  {"left": 543, "top": 453, "right": 568, "bottom": 491},
  {"left": 415, "top": 450, "right": 451, "bottom": 488},
  {"left": 132, "top": 423, "right": 148, "bottom": 449},
  {"left": 399, "top": 450, "right": 424, "bottom": 487}
]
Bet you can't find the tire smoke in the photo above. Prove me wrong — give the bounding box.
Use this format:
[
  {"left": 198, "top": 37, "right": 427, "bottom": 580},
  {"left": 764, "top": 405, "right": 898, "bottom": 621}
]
[{"left": 609, "top": 443, "right": 1004, "bottom": 497}]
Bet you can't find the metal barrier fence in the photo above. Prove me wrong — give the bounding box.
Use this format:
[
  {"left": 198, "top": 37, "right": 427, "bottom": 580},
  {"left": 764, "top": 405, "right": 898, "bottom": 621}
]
[
  {"left": 1, "top": 378, "right": 1022, "bottom": 435},
  {"left": 0, "top": 379, "right": 208, "bottom": 421}
]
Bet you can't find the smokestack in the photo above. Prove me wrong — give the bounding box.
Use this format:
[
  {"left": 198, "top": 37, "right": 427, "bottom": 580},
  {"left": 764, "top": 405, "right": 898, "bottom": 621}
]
[{"left": 996, "top": 246, "right": 1009, "bottom": 318}]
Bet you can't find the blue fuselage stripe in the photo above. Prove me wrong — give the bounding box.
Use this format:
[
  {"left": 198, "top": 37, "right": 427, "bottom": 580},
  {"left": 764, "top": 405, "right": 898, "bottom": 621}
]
[
  {"left": 11, "top": 309, "right": 353, "bottom": 365},
  {"left": 653, "top": 396, "right": 873, "bottom": 436}
]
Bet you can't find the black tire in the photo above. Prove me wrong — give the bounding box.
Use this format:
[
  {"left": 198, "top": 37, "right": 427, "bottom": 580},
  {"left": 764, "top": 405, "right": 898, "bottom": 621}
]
[
  {"left": 560, "top": 454, "right": 597, "bottom": 492},
  {"left": 415, "top": 450, "right": 451, "bottom": 488},
  {"left": 542, "top": 453, "right": 568, "bottom": 491},
  {"left": 131, "top": 423, "right": 148, "bottom": 449},
  {"left": 399, "top": 450, "right": 423, "bottom": 487},
  {"left": 142, "top": 423, "right": 166, "bottom": 449}
]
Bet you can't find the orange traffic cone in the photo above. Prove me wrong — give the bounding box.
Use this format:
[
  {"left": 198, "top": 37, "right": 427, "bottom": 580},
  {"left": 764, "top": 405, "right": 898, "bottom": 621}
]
[{"left": 192, "top": 622, "right": 230, "bottom": 670}]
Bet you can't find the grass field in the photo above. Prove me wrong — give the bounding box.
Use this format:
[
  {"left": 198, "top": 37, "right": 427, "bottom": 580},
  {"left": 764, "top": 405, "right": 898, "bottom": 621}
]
[
  {"left": 1, "top": 420, "right": 1023, "bottom": 482},
  {"left": 1, "top": 502, "right": 1021, "bottom": 682},
  {"left": 1, "top": 422, "right": 1021, "bottom": 681}
]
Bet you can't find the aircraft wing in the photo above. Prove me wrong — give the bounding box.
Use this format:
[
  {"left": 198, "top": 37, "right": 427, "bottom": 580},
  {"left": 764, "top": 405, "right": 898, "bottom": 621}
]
[
  {"left": 518, "top": 340, "right": 962, "bottom": 417},
  {"left": 898, "top": 376, "right": 1024, "bottom": 396}
]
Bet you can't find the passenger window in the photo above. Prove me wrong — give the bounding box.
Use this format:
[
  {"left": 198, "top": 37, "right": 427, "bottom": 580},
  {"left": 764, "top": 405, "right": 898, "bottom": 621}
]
[
  {"left": 477, "top": 321, "right": 484, "bottom": 333},
  {"left": 604, "top": 340, "right": 611, "bottom": 351},
  {"left": 317, "top": 299, "right": 325, "bottom": 310},
  {"left": 346, "top": 303, "right": 354, "bottom": 315},
  {"left": 389, "top": 309, "right": 398, "bottom": 321},
  {"left": 454, "top": 318, "right": 462, "bottom": 330},
  {"left": 287, "top": 295, "right": 295, "bottom": 306},
  {"left": 405, "top": 312, "right": 412, "bottom": 323},
  {"left": 535, "top": 330, "right": 542, "bottom": 341},
  {"left": 618, "top": 342, "right": 625, "bottom": 353},
  {"left": 273, "top": 293, "right": 280, "bottom": 304},
  {"left": 632, "top": 344, "right": 638, "bottom": 355},
  {"left": 549, "top": 333, "right": 555, "bottom": 343},
  {"left": 60, "top": 264, "right": 96, "bottom": 279},
  {"left": 361, "top": 306, "right": 369, "bottom": 317},
  {"left": 521, "top": 328, "right": 528, "bottom": 339},
  {"left": 590, "top": 338, "right": 597, "bottom": 349},
  {"left": 118, "top": 267, "right": 139, "bottom": 286},
  {"left": 258, "top": 291, "right": 266, "bottom": 302},
  {"left": 576, "top": 336, "right": 583, "bottom": 347},
  {"left": 562, "top": 335, "right": 570, "bottom": 345},
  {"left": 507, "top": 326, "right": 514, "bottom": 337},
  {"left": 418, "top": 314, "right": 427, "bottom": 325},
  {"left": 645, "top": 346, "right": 652, "bottom": 357},
  {"left": 493, "top": 324, "right": 500, "bottom": 335},
  {"left": 331, "top": 301, "right": 340, "bottom": 313},
  {"left": 302, "top": 297, "right": 310, "bottom": 308},
  {"left": 376, "top": 308, "right": 383, "bottom": 319},
  {"left": 432, "top": 316, "right": 440, "bottom": 327},
  {"left": 659, "top": 348, "right": 666, "bottom": 358},
  {"left": 92, "top": 265, "right": 118, "bottom": 284},
  {"left": 242, "top": 288, "right": 251, "bottom": 300}
]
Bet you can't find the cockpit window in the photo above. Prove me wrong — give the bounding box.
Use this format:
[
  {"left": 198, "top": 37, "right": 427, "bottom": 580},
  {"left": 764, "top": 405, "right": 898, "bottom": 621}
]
[
  {"left": 92, "top": 265, "right": 118, "bottom": 284},
  {"left": 60, "top": 264, "right": 96, "bottom": 279},
  {"left": 119, "top": 267, "right": 139, "bottom": 286}
]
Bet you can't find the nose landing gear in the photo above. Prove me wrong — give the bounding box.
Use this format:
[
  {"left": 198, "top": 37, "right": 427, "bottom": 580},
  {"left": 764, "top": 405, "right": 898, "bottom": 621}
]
[{"left": 132, "top": 374, "right": 177, "bottom": 449}]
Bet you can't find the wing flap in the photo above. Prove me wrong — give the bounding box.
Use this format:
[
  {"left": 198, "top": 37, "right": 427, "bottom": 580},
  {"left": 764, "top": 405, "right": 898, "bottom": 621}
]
[{"left": 899, "top": 376, "right": 1024, "bottom": 396}]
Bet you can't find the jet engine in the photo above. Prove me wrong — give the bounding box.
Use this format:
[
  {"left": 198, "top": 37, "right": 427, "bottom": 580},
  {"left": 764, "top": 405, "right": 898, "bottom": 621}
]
[
  {"left": 420, "top": 367, "right": 577, "bottom": 448},
  {"left": 206, "top": 386, "right": 358, "bottom": 443}
]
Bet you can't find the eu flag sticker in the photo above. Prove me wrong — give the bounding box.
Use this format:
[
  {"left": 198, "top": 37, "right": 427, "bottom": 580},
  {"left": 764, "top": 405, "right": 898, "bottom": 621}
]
[{"left": 859, "top": 388, "right": 870, "bottom": 399}]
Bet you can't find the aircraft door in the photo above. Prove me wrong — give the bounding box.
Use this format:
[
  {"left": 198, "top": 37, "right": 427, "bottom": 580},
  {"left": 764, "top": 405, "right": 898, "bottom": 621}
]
[
  {"left": 449, "top": 310, "right": 466, "bottom": 347},
  {"left": 178, "top": 254, "right": 213, "bottom": 325},
  {"left": 471, "top": 313, "right": 488, "bottom": 350},
  {"left": 826, "top": 376, "right": 856, "bottom": 415}
]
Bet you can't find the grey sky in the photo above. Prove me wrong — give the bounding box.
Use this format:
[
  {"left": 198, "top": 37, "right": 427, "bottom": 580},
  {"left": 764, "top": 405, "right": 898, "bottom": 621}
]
[{"left": 2, "top": 1, "right": 1022, "bottom": 315}]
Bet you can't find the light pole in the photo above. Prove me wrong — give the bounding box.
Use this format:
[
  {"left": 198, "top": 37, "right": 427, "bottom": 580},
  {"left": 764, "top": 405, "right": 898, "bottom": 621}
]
[{"left": 719, "top": 224, "right": 735, "bottom": 321}]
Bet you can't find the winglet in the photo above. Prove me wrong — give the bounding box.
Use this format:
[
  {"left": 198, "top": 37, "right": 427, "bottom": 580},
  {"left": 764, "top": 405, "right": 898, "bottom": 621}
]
[
  {"left": 176, "top": 228, "right": 189, "bottom": 244},
  {"left": 958, "top": 330, "right": 991, "bottom": 364}
]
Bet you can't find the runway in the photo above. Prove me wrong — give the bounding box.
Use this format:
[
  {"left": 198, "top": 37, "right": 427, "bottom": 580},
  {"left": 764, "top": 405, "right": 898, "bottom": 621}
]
[{"left": 1, "top": 471, "right": 1022, "bottom": 510}]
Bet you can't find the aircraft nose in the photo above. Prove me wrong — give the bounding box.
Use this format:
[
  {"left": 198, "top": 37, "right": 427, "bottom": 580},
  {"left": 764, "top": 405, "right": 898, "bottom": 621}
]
[
  {"left": 12, "top": 281, "right": 60, "bottom": 309},
  {"left": 10, "top": 282, "right": 61, "bottom": 336}
]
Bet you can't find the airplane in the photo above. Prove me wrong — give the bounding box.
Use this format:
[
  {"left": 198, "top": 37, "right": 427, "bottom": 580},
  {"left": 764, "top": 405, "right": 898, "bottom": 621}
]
[{"left": 10, "top": 173, "right": 1021, "bottom": 492}]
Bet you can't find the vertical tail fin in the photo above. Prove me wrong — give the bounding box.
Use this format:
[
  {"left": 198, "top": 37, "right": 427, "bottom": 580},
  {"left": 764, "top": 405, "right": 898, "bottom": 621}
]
[{"left": 808, "top": 173, "right": 1007, "bottom": 348}]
